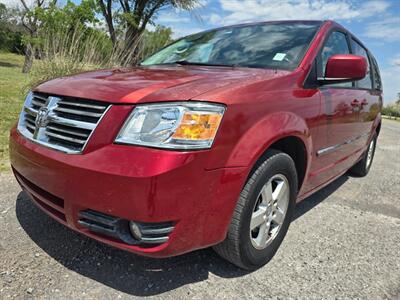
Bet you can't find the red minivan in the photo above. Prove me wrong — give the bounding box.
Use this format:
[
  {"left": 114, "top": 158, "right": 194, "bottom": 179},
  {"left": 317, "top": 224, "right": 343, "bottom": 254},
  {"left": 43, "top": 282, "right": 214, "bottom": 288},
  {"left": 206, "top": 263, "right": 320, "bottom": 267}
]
[{"left": 9, "top": 20, "right": 382, "bottom": 269}]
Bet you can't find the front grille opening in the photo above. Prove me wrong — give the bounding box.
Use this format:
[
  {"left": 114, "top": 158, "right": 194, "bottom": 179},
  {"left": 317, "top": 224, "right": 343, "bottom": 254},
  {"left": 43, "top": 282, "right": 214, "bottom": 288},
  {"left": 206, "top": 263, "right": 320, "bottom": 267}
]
[
  {"left": 58, "top": 99, "right": 107, "bottom": 113},
  {"left": 31, "top": 94, "right": 47, "bottom": 110},
  {"left": 25, "top": 114, "right": 36, "bottom": 123},
  {"left": 18, "top": 92, "right": 110, "bottom": 153},
  {"left": 53, "top": 111, "right": 100, "bottom": 124},
  {"left": 47, "top": 122, "right": 91, "bottom": 137},
  {"left": 46, "top": 136, "right": 84, "bottom": 151},
  {"left": 24, "top": 114, "right": 36, "bottom": 134},
  {"left": 78, "top": 210, "right": 175, "bottom": 248}
]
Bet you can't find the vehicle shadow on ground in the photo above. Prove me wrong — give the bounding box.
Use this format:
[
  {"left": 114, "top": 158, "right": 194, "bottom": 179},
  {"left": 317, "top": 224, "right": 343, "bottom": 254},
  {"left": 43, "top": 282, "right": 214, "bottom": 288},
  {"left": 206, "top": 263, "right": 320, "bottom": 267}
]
[
  {"left": 15, "top": 174, "right": 349, "bottom": 296},
  {"left": 293, "top": 174, "right": 349, "bottom": 220}
]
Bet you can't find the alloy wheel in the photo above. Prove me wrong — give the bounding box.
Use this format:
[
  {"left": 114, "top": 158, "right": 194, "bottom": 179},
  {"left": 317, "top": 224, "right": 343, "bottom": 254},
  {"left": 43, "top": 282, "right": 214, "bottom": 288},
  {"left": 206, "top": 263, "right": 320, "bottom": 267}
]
[
  {"left": 366, "top": 139, "right": 375, "bottom": 168},
  {"left": 250, "top": 174, "right": 290, "bottom": 250}
]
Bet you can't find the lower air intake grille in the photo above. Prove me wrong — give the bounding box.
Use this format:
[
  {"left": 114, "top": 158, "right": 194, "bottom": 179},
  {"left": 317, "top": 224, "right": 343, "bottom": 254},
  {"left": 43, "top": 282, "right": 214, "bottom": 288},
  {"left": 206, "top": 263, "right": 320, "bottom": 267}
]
[{"left": 78, "top": 210, "right": 174, "bottom": 247}]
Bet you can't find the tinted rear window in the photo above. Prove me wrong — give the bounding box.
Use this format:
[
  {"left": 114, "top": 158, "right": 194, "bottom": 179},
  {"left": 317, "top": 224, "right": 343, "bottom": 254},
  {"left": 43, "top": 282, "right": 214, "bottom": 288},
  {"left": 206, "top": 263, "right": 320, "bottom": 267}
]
[
  {"left": 351, "top": 39, "right": 373, "bottom": 89},
  {"left": 370, "top": 55, "right": 382, "bottom": 90}
]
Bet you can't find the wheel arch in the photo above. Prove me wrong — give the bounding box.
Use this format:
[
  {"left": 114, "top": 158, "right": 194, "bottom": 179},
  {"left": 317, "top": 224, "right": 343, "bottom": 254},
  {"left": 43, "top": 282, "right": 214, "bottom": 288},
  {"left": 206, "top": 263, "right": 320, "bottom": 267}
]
[
  {"left": 226, "top": 111, "right": 313, "bottom": 193},
  {"left": 246, "top": 135, "right": 309, "bottom": 193},
  {"left": 376, "top": 120, "right": 381, "bottom": 136}
]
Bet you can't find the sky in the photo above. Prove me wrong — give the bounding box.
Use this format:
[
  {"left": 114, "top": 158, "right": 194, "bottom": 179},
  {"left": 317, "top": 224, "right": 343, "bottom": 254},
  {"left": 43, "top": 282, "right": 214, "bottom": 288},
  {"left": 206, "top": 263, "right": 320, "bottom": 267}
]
[
  {"left": 2, "top": 0, "right": 399, "bottom": 103},
  {"left": 155, "top": 0, "right": 400, "bottom": 103}
]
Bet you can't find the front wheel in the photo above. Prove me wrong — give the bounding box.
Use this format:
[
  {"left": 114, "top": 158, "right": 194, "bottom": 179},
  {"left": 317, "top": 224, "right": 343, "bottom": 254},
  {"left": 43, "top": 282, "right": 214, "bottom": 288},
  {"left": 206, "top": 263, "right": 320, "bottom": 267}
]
[
  {"left": 213, "top": 150, "right": 298, "bottom": 270},
  {"left": 349, "top": 134, "right": 377, "bottom": 177}
]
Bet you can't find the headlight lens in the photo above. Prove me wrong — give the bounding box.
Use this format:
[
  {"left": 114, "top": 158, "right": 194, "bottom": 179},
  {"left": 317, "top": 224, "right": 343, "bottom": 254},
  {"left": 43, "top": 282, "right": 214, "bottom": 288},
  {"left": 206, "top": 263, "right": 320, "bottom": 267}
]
[{"left": 115, "top": 102, "right": 225, "bottom": 149}]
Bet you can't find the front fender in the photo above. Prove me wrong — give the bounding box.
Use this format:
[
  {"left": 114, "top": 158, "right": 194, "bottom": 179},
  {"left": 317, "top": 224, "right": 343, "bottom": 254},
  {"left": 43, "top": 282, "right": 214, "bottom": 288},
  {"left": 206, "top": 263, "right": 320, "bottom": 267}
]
[
  {"left": 225, "top": 111, "right": 313, "bottom": 169},
  {"left": 372, "top": 113, "right": 382, "bottom": 136},
  {"left": 202, "top": 111, "right": 314, "bottom": 244}
]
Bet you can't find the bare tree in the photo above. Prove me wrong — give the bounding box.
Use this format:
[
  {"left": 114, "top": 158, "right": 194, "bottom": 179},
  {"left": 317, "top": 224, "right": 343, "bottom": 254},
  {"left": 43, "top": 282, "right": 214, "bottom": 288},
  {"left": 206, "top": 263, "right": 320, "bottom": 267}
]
[
  {"left": 97, "top": 0, "right": 200, "bottom": 63},
  {"left": 97, "top": 0, "right": 116, "bottom": 45},
  {"left": 19, "top": 0, "right": 57, "bottom": 73}
]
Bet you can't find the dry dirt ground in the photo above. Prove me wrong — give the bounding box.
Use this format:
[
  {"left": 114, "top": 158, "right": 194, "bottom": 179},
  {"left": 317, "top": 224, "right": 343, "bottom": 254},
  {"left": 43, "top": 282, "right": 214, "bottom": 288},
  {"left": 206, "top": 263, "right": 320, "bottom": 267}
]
[{"left": 1, "top": 120, "right": 399, "bottom": 299}]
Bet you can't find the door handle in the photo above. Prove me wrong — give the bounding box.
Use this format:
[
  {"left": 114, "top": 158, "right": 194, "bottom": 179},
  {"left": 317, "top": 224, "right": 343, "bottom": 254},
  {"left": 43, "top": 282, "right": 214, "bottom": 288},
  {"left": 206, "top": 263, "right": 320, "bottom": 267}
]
[
  {"left": 361, "top": 99, "right": 368, "bottom": 106},
  {"left": 351, "top": 99, "right": 360, "bottom": 107}
]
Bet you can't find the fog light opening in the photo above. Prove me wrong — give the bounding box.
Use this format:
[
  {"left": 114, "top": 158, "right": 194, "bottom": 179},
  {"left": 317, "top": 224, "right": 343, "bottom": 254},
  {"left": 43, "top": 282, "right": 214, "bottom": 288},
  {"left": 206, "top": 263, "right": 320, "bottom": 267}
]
[{"left": 129, "top": 221, "right": 142, "bottom": 240}]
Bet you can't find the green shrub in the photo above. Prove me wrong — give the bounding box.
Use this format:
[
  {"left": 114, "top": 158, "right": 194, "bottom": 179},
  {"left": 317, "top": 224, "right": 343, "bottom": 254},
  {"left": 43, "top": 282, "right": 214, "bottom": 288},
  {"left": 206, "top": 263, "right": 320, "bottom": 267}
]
[
  {"left": 0, "top": 30, "right": 23, "bottom": 53},
  {"left": 0, "top": 3, "right": 24, "bottom": 53},
  {"left": 382, "top": 104, "right": 400, "bottom": 118}
]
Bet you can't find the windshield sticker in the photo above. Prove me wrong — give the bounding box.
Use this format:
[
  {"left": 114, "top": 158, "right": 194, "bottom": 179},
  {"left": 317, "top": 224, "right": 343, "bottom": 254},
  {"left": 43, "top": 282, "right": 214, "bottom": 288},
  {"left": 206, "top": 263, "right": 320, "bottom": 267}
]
[{"left": 273, "top": 53, "right": 286, "bottom": 61}]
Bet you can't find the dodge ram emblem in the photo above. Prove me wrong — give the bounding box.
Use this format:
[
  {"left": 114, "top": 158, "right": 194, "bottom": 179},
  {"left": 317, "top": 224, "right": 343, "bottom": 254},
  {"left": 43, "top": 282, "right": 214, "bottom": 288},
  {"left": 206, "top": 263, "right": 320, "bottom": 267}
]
[{"left": 35, "top": 107, "right": 50, "bottom": 128}]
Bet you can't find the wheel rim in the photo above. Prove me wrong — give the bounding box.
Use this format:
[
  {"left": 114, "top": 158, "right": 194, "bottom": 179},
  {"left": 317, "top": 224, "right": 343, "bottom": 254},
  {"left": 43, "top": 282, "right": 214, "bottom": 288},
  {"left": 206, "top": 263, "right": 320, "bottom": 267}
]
[
  {"left": 250, "top": 174, "right": 290, "bottom": 250},
  {"left": 366, "top": 139, "right": 375, "bottom": 168}
]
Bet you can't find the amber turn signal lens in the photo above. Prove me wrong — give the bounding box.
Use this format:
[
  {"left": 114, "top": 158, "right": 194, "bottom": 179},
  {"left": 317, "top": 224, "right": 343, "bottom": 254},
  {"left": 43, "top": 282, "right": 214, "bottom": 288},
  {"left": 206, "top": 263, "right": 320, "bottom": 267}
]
[{"left": 172, "top": 113, "right": 223, "bottom": 140}]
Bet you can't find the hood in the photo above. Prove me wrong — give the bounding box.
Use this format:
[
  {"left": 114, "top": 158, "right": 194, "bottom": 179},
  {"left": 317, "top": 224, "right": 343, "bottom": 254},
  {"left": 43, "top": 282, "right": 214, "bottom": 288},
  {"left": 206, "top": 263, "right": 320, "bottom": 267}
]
[{"left": 34, "top": 65, "right": 290, "bottom": 104}]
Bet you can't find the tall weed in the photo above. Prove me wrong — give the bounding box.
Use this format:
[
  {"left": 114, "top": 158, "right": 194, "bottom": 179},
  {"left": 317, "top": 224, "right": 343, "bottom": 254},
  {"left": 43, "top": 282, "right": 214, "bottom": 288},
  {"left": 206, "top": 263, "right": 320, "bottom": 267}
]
[{"left": 28, "top": 24, "right": 172, "bottom": 88}]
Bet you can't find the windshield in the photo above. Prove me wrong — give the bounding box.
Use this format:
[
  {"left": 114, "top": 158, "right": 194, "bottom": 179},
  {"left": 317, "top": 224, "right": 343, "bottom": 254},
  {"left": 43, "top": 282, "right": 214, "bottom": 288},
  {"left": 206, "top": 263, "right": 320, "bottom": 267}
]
[{"left": 141, "top": 22, "right": 321, "bottom": 70}]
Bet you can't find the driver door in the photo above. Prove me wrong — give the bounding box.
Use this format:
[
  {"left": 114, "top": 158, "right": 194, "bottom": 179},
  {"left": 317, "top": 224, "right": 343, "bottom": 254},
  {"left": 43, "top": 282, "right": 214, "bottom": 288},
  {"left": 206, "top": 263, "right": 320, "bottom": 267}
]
[{"left": 309, "top": 30, "right": 363, "bottom": 188}]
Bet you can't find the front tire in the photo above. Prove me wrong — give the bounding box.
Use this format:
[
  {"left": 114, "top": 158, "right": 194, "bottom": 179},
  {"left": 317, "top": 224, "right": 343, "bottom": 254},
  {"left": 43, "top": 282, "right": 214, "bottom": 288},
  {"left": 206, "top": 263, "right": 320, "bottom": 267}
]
[
  {"left": 213, "top": 150, "right": 298, "bottom": 270},
  {"left": 349, "top": 134, "right": 377, "bottom": 177}
]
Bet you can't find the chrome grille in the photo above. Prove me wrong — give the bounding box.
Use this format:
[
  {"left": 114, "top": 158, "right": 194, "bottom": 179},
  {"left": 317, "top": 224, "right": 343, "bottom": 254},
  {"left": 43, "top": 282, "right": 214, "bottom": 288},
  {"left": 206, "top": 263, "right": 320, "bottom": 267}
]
[{"left": 17, "top": 92, "right": 110, "bottom": 154}]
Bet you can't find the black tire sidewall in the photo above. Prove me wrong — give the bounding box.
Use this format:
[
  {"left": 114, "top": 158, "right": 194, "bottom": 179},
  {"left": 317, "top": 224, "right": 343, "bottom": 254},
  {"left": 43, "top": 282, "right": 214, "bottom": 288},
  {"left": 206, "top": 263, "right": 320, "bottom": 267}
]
[{"left": 239, "top": 153, "right": 298, "bottom": 269}]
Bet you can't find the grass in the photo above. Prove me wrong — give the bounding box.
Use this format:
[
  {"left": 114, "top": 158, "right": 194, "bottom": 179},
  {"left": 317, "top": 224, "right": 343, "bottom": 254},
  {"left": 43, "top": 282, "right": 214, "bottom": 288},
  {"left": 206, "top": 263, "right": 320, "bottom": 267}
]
[{"left": 0, "top": 52, "right": 28, "bottom": 171}]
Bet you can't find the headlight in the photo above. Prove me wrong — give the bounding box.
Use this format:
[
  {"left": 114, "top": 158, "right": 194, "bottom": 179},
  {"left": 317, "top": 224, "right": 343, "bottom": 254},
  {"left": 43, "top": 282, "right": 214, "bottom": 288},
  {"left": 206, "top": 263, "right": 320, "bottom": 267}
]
[{"left": 115, "top": 102, "right": 225, "bottom": 149}]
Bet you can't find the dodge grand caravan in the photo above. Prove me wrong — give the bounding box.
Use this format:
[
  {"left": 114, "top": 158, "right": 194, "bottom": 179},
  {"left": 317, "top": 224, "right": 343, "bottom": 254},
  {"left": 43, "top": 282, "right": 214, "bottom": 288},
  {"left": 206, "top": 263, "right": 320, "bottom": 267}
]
[{"left": 10, "top": 20, "right": 382, "bottom": 269}]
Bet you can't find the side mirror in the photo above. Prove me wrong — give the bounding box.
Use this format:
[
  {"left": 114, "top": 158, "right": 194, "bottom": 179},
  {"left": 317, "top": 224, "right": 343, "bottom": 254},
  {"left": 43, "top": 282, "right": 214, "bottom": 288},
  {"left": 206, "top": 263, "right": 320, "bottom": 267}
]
[{"left": 318, "top": 54, "right": 367, "bottom": 84}]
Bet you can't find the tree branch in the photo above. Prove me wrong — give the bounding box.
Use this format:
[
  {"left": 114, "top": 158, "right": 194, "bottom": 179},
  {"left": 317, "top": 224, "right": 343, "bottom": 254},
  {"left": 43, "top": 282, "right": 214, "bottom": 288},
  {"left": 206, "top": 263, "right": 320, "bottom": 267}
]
[
  {"left": 98, "top": 0, "right": 116, "bottom": 45},
  {"left": 139, "top": 0, "right": 164, "bottom": 32},
  {"left": 19, "top": 0, "right": 30, "bottom": 11}
]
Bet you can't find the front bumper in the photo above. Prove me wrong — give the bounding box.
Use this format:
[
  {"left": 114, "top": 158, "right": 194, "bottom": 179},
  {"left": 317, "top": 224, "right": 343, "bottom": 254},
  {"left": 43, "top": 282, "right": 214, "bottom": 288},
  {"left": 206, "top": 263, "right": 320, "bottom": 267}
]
[{"left": 9, "top": 126, "right": 247, "bottom": 257}]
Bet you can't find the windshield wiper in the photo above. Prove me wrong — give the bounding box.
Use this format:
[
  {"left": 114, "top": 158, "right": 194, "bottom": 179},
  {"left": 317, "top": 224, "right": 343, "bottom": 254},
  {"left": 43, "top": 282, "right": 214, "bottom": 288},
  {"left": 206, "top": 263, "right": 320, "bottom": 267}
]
[{"left": 171, "top": 60, "right": 236, "bottom": 68}]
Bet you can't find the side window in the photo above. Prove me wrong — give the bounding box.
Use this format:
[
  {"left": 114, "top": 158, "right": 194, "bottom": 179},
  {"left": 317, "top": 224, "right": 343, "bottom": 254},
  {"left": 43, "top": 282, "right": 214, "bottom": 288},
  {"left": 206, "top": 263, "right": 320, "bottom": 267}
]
[
  {"left": 320, "top": 31, "right": 351, "bottom": 87},
  {"left": 370, "top": 55, "right": 382, "bottom": 90},
  {"left": 350, "top": 39, "right": 373, "bottom": 89}
]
